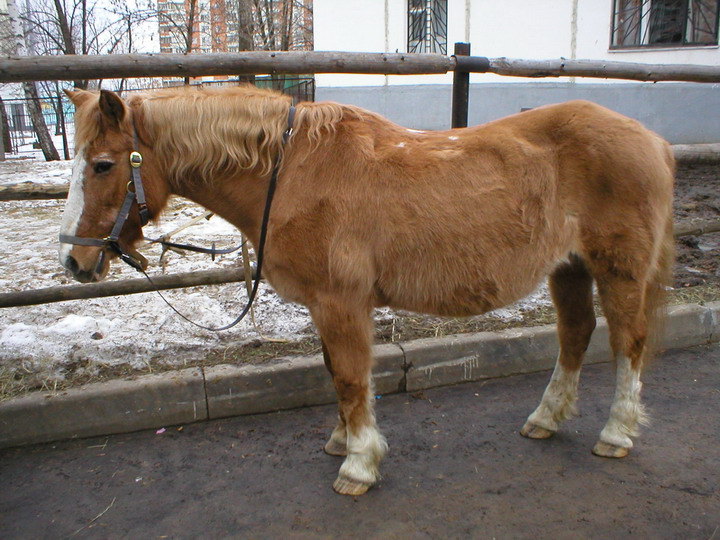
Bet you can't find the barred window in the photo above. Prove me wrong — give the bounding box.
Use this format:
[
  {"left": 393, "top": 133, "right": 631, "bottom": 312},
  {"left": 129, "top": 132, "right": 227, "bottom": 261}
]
[
  {"left": 407, "top": 0, "right": 447, "bottom": 54},
  {"left": 611, "top": 0, "right": 720, "bottom": 48}
]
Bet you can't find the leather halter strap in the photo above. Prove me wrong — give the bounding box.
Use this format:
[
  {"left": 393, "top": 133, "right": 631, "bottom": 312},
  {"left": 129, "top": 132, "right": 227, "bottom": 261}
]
[
  {"left": 60, "top": 104, "right": 297, "bottom": 331},
  {"left": 59, "top": 127, "right": 151, "bottom": 271}
]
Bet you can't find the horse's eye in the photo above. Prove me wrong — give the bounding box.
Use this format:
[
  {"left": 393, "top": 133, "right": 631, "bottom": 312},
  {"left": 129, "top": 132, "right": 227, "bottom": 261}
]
[{"left": 93, "top": 161, "right": 114, "bottom": 174}]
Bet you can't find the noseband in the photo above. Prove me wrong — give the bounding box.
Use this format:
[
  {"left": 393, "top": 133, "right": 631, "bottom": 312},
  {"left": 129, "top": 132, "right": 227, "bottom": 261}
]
[{"left": 60, "top": 105, "right": 296, "bottom": 331}]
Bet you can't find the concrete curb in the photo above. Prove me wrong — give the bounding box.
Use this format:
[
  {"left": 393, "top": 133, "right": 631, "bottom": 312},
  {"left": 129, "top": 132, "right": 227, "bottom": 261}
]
[{"left": 1, "top": 302, "right": 719, "bottom": 449}]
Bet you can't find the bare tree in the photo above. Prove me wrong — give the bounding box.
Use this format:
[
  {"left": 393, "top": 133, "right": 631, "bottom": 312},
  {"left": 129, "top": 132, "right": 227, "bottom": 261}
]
[
  {"left": 183, "top": 0, "right": 197, "bottom": 84},
  {"left": 154, "top": 0, "right": 203, "bottom": 85},
  {"left": 21, "top": 0, "right": 114, "bottom": 89},
  {"left": 226, "top": 0, "right": 312, "bottom": 88},
  {"left": 104, "top": 0, "right": 160, "bottom": 92},
  {"left": 0, "top": 4, "right": 13, "bottom": 159},
  {"left": 236, "top": 0, "right": 255, "bottom": 84},
  {"left": 0, "top": 96, "right": 10, "bottom": 160},
  {"left": 156, "top": 0, "right": 202, "bottom": 55},
  {"left": 7, "top": 0, "right": 59, "bottom": 161},
  {"left": 248, "top": 0, "right": 312, "bottom": 51}
]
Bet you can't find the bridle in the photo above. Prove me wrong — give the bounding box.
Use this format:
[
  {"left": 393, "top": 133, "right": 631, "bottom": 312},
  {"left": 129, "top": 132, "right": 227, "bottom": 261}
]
[
  {"left": 59, "top": 104, "right": 296, "bottom": 331},
  {"left": 59, "top": 131, "right": 151, "bottom": 273}
]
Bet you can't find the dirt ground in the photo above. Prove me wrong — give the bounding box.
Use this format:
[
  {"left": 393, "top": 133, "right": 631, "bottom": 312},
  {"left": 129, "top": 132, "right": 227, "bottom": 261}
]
[
  {"left": 1, "top": 344, "right": 718, "bottom": 538},
  {"left": 674, "top": 163, "right": 720, "bottom": 288}
]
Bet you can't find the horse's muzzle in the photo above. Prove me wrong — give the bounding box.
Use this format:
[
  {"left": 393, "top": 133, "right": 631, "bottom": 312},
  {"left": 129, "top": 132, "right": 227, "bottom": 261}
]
[{"left": 62, "top": 253, "right": 105, "bottom": 283}]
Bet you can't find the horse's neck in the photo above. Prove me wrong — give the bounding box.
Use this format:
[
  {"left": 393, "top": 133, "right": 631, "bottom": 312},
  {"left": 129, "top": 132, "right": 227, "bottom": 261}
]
[{"left": 172, "top": 171, "right": 269, "bottom": 247}]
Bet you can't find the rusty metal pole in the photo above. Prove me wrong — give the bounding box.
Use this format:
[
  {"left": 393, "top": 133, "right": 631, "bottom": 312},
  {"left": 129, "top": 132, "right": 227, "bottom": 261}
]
[
  {"left": 451, "top": 42, "right": 471, "bottom": 128},
  {"left": 56, "top": 90, "right": 70, "bottom": 160}
]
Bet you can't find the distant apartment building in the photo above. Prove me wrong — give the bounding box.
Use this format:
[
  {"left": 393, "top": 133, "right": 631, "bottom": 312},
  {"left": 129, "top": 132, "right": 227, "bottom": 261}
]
[{"left": 157, "top": 0, "right": 313, "bottom": 83}]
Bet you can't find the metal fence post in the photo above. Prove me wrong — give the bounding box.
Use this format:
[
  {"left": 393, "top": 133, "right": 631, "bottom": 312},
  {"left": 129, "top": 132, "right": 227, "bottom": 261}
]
[
  {"left": 451, "top": 42, "right": 471, "bottom": 129},
  {"left": 56, "top": 91, "right": 70, "bottom": 160}
]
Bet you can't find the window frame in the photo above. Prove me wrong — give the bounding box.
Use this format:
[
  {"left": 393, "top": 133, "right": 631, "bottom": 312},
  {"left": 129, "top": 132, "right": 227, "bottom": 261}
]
[
  {"left": 407, "top": 0, "right": 448, "bottom": 55},
  {"left": 610, "top": 0, "right": 720, "bottom": 50}
]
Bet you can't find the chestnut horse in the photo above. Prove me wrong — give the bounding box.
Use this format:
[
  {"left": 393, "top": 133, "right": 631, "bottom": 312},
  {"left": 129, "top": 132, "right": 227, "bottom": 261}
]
[{"left": 59, "top": 86, "right": 674, "bottom": 496}]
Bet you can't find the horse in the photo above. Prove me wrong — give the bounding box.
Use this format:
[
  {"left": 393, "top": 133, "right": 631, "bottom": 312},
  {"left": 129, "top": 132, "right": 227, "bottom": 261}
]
[{"left": 58, "top": 85, "right": 674, "bottom": 496}]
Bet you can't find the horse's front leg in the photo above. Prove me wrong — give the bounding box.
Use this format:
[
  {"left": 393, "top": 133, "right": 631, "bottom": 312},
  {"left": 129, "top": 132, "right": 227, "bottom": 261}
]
[
  {"left": 311, "top": 299, "right": 387, "bottom": 496},
  {"left": 321, "top": 339, "right": 348, "bottom": 457}
]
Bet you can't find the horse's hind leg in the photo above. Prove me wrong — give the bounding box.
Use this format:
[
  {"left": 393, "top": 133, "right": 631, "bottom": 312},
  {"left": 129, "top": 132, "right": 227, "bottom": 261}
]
[
  {"left": 591, "top": 273, "right": 651, "bottom": 458},
  {"left": 311, "top": 298, "right": 387, "bottom": 496},
  {"left": 521, "top": 254, "right": 596, "bottom": 438}
]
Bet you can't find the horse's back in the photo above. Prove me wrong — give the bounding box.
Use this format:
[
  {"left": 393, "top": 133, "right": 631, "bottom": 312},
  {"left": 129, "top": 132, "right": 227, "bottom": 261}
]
[{"left": 273, "top": 99, "right": 674, "bottom": 317}]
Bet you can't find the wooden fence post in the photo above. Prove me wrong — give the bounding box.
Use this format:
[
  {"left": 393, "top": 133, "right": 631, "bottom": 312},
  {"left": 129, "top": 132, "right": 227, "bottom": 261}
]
[{"left": 451, "top": 42, "right": 471, "bottom": 129}]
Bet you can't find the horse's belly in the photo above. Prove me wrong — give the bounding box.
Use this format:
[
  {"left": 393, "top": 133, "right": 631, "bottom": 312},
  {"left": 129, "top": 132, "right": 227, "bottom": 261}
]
[
  {"left": 376, "top": 261, "right": 541, "bottom": 317},
  {"left": 376, "top": 223, "right": 578, "bottom": 317}
]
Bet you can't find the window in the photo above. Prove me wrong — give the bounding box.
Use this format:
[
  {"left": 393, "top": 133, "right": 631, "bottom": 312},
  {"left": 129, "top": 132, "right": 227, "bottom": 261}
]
[
  {"left": 611, "top": 0, "right": 720, "bottom": 48},
  {"left": 407, "top": 0, "right": 447, "bottom": 54}
]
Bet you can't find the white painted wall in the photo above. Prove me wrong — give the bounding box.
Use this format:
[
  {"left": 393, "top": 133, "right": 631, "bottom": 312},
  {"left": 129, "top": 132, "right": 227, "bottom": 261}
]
[{"left": 315, "top": 0, "right": 720, "bottom": 87}]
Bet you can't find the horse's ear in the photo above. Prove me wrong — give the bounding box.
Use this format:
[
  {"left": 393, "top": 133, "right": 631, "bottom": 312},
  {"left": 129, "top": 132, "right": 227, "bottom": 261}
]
[
  {"left": 98, "top": 90, "right": 126, "bottom": 124},
  {"left": 64, "top": 89, "right": 94, "bottom": 107},
  {"left": 128, "top": 98, "right": 152, "bottom": 147}
]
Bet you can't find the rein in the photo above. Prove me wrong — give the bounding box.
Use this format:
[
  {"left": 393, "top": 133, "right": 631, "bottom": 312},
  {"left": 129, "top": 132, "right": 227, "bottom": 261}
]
[{"left": 60, "top": 105, "right": 296, "bottom": 331}]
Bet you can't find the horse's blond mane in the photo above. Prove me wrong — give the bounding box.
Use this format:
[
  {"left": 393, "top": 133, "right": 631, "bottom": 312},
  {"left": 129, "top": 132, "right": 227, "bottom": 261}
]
[{"left": 124, "top": 86, "right": 346, "bottom": 186}]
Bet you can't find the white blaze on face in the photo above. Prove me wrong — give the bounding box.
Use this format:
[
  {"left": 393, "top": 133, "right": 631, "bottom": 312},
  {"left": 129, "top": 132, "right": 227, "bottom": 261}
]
[{"left": 58, "top": 151, "right": 87, "bottom": 266}]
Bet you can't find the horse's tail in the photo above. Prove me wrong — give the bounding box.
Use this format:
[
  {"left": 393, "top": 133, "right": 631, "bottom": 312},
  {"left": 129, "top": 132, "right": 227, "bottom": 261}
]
[{"left": 644, "top": 145, "right": 676, "bottom": 364}]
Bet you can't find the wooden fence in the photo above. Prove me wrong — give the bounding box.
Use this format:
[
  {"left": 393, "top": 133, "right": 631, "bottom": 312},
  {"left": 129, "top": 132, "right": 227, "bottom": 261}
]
[
  {"left": 2, "top": 45, "right": 720, "bottom": 309},
  {"left": 3, "top": 50, "right": 720, "bottom": 83}
]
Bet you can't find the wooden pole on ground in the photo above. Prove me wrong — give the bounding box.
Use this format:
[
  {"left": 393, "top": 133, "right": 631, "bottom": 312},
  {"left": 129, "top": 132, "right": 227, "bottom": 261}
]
[
  {"left": 0, "top": 268, "right": 256, "bottom": 308},
  {"left": 0, "top": 182, "right": 68, "bottom": 200}
]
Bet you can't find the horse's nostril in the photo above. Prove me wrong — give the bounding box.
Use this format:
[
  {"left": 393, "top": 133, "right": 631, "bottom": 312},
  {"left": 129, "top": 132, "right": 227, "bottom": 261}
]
[{"left": 65, "top": 255, "right": 79, "bottom": 274}]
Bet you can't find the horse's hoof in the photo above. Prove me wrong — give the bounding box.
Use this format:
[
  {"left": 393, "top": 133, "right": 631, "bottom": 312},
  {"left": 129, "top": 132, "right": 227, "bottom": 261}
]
[
  {"left": 592, "top": 441, "right": 630, "bottom": 458},
  {"left": 333, "top": 475, "right": 372, "bottom": 496},
  {"left": 324, "top": 438, "right": 347, "bottom": 456},
  {"left": 520, "top": 422, "right": 555, "bottom": 439}
]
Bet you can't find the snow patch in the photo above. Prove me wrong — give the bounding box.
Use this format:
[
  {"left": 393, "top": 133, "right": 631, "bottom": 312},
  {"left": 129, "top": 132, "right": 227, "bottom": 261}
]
[{"left": 1, "top": 324, "right": 38, "bottom": 348}]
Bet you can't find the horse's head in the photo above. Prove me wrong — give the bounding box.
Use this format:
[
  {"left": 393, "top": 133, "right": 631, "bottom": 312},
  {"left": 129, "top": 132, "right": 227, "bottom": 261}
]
[{"left": 59, "top": 89, "right": 161, "bottom": 282}]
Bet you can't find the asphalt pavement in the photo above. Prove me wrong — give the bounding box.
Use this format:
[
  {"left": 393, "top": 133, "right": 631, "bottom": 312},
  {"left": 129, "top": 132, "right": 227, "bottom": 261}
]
[{"left": 1, "top": 344, "right": 718, "bottom": 538}]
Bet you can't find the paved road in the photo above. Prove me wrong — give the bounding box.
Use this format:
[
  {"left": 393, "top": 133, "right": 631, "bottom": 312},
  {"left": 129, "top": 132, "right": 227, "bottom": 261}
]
[{"left": 2, "top": 344, "right": 719, "bottom": 538}]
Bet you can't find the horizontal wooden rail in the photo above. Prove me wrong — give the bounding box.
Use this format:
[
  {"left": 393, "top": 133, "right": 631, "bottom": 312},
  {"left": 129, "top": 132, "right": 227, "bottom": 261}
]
[
  {"left": 0, "top": 268, "right": 255, "bottom": 308},
  {"left": 0, "top": 218, "right": 718, "bottom": 309},
  {"left": 2, "top": 51, "right": 720, "bottom": 83},
  {"left": 0, "top": 51, "right": 454, "bottom": 83},
  {"left": 485, "top": 57, "right": 720, "bottom": 83}
]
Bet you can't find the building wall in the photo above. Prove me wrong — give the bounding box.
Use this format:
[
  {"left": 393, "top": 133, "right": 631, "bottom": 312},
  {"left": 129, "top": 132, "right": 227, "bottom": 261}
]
[
  {"left": 315, "top": 0, "right": 720, "bottom": 86},
  {"left": 314, "top": 0, "right": 720, "bottom": 142},
  {"left": 317, "top": 82, "right": 720, "bottom": 143}
]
